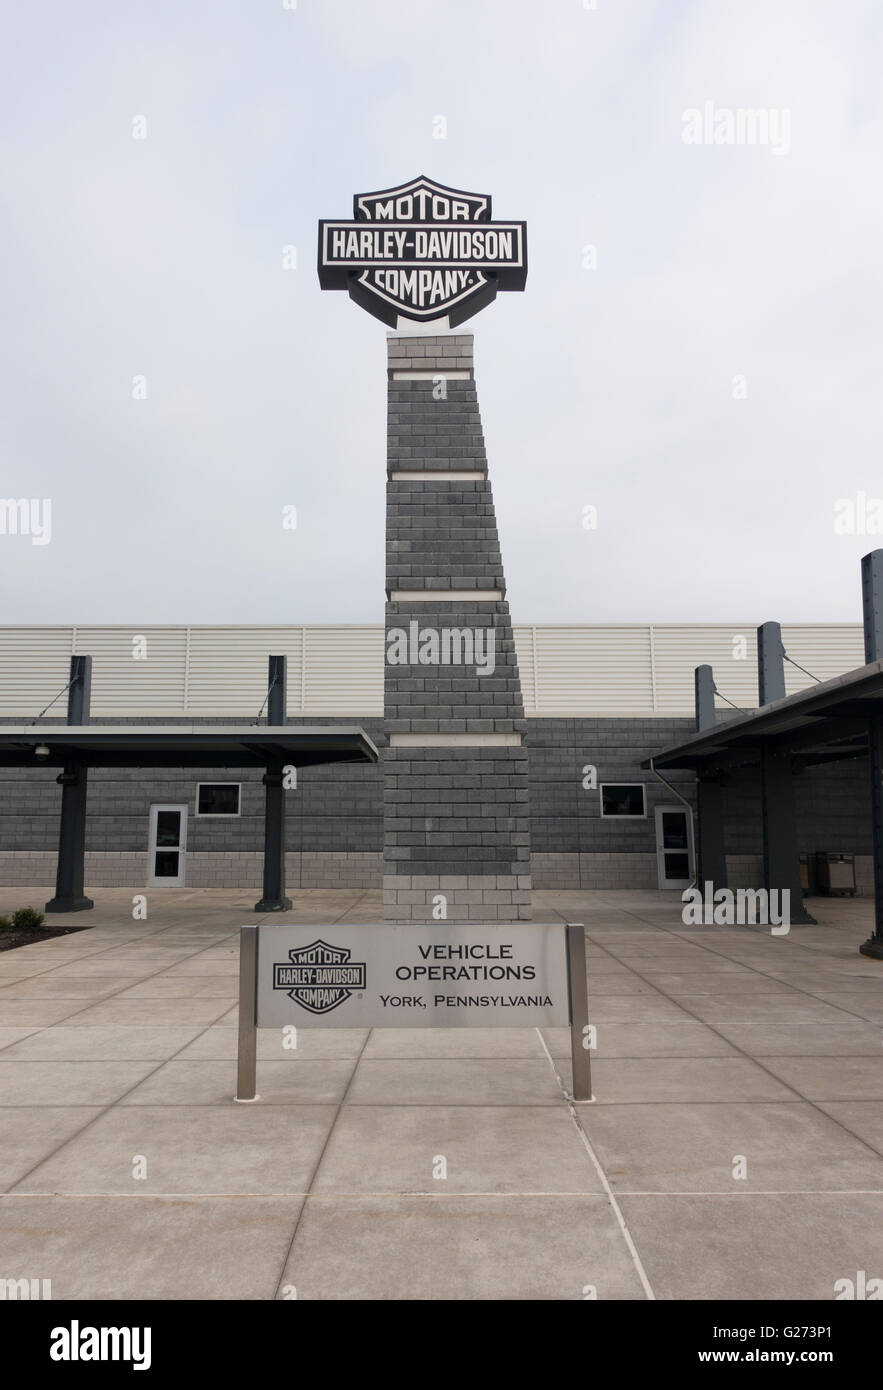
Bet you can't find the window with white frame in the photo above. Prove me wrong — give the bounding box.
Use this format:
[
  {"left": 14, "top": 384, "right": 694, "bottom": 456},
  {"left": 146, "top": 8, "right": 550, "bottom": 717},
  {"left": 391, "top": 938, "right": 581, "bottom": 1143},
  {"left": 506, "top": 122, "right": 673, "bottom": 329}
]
[
  {"left": 196, "top": 783, "right": 241, "bottom": 817},
  {"left": 600, "top": 783, "right": 646, "bottom": 818}
]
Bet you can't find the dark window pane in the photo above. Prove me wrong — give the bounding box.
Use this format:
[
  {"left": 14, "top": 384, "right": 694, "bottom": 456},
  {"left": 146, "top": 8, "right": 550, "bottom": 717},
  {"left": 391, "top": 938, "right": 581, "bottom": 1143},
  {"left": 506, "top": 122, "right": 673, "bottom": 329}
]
[
  {"left": 662, "top": 812, "right": 688, "bottom": 849},
  {"left": 664, "top": 853, "right": 690, "bottom": 879},
  {"left": 198, "top": 784, "right": 240, "bottom": 816},
  {"left": 155, "top": 811, "right": 181, "bottom": 847},
  {"left": 601, "top": 784, "right": 644, "bottom": 817},
  {"left": 154, "top": 851, "right": 180, "bottom": 878}
]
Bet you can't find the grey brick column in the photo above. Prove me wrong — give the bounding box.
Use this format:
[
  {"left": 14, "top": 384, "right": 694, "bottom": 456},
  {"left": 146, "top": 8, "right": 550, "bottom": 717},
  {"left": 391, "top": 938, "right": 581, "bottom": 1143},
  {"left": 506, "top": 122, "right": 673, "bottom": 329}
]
[{"left": 383, "top": 333, "right": 531, "bottom": 922}]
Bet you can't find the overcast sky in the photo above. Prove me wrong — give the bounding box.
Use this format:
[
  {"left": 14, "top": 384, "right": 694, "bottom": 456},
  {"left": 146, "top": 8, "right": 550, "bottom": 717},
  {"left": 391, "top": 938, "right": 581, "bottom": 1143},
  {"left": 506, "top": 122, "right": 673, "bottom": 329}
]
[{"left": 2, "top": 0, "right": 881, "bottom": 627}]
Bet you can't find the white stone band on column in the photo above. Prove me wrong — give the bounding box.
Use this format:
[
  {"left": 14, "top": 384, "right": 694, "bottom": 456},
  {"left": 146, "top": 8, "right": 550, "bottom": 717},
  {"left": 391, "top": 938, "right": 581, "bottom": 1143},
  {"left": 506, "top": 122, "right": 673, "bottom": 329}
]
[
  {"left": 391, "top": 471, "right": 486, "bottom": 480},
  {"left": 389, "top": 732, "right": 522, "bottom": 748},
  {"left": 389, "top": 589, "right": 503, "bottom": 602}
]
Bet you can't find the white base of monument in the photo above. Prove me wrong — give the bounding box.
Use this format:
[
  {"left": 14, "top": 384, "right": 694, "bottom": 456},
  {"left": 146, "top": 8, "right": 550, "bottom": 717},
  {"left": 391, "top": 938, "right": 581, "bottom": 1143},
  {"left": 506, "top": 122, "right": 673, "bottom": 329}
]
[{"left": 394, "top": 315, "right": 450, "bottom": 332}]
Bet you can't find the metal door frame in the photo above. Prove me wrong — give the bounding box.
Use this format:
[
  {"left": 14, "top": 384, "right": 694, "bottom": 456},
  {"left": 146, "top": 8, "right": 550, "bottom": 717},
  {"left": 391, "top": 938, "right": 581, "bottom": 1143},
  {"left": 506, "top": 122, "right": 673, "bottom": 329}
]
[
  {"left": 147, "top": 803, "right": 188, "bottom": 887},
  {"left": 654, "top": 803, "right": 694, "bottom": 890}
]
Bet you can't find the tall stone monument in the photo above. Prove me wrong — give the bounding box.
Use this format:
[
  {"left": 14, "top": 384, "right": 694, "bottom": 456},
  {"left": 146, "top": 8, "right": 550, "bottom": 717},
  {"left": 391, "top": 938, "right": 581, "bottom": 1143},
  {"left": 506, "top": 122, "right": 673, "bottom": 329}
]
[{"left": 318, "top": 176, "right": 531, "bottom": 921}]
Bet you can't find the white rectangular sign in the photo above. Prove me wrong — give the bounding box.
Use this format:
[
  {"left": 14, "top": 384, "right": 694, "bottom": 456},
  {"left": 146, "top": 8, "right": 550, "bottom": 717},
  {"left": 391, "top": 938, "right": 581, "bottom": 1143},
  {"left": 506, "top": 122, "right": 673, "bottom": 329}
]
[{"left": 253, "top": 923, "right": 570, "bottom": 1028}]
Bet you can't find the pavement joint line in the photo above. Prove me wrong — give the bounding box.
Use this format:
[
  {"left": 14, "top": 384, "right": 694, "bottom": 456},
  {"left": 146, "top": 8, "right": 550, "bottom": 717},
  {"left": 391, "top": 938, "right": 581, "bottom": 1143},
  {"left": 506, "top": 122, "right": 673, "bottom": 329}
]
[
  {"left": 0, "top": 896, "right": 353, "bottom": 1194},
  {"left": 17, "top": 1019, "right": 883, "bottom": 1031},
  {"left": 4, "top": 1097, "right": 880, "bottom": 1108},
  {"left": 17, "top": 1049, "right": 881, "bottom": 1061},
  {"left": 9, "top": 1017, "right": 878, "bottom": 1031},
  {"left": 0, "top": 945, "right": 239, "bottom": 1030},
  {"left": 579, "top": 918, "right": 883, "bottom": 1167},
  {"left": 2, "top": 891, "right": 881, "bottom": 1285},
  {"left": 0, "top": 1026, "right": 43, "bottom": 1053},
  {"left": 4, "top": 1189, "right": 883, "bottom": 1199},
  {"left": 0, "top": 919, "right": 239, "bottom": 979},
  {"left": 12, "top": 1045, "right": 878, "bottom": 1056},
  {"left": 270, "top": 892, "right": 375, "bottom": 1301},
  {"left": 568, "top": 1101, "right": 656, "bottom": 1299},
  {"left": 37, "top": 1016, "right": 878, "bottom": 1027},
  {"left": 0, "top": 896, "right": 346, "bottom": 1036},
  {"left": 0, "top": 1098, "right": 829, "bottom": 1107},
  {"left": 534, "top": 1025, "right": 656, "bottom": 1301}
]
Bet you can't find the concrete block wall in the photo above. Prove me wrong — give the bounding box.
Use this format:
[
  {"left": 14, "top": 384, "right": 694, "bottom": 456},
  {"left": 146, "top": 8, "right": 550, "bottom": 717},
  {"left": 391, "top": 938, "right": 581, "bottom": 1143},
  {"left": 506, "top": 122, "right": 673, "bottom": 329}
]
[
  {"left": 0, "top": 716, "right": 384, "bottom": 857},
  {"left": 0, "top": 850, "right": 384, "bottom": 892},
  {"left": 383, "top": 334, "right": 531, "bottom": 921},
  {"left": 0, "top": 715, "right": 384, "bottom": 896},
  {"left": 0, "top": 714, "right": 873, "bottom": 896},
  {"left": 721, "top": 760, "right": 872, "bottom": 859},
  {"left": 526, "top": 717, "right": 696, "bottom": 889},
  {"left": 719, "top": 756, "right": 874, "bottom": 895}
]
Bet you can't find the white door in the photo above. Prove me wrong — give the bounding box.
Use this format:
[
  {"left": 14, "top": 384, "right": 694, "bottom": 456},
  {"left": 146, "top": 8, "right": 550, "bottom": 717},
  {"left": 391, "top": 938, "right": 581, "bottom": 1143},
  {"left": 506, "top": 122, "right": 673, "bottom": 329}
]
[
  {"left": 147, "top": 804, "right": 188, "bottom": 887},
  {"left": 654, "top": 805, "right": 694, "bottom": 890}
]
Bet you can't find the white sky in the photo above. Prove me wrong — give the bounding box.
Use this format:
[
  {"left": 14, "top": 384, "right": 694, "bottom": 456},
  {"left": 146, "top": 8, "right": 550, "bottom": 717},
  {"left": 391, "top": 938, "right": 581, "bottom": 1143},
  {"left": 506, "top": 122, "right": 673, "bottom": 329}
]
[{"left": 2, "top": 0, "right": 881, "bottom": 625}]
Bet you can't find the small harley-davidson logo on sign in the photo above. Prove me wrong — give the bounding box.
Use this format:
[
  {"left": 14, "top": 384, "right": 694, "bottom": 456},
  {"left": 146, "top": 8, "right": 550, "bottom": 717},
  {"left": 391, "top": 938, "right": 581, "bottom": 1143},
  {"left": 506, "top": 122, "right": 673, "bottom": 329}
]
[
  {"left": 272, "top": 939, "right": 367, "bottom": 1015},
  {"left": 318, "top": 175, "right": 527, "bottom": 328}
]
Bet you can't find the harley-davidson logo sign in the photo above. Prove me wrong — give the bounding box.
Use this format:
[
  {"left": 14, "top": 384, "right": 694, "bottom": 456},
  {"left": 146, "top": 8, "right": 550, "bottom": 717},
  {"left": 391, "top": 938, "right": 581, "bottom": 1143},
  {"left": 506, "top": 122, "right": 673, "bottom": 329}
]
[
  {"left": 272, "top": 939, "right": 367, "bottom": 1015},
  {"left": 317, "top": 175, "right": 527, "bottom": 328}
]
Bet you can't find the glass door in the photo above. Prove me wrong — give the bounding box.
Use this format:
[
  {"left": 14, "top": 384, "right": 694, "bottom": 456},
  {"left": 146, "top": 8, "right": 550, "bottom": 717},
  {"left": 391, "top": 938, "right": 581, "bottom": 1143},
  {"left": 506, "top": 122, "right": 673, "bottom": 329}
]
[
  {"left": 147, "top": 804, "right": 188, "bottom": 887},
  {"left": 654, "top": 805, "right": 694, "bottom": 890}
]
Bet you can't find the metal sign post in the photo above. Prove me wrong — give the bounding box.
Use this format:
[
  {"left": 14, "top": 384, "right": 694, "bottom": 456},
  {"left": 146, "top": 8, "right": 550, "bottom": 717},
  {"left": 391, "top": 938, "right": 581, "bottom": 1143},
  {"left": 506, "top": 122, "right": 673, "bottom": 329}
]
[
  {"left": 234, "top": 925, "right": 259, "bottom": 1103},
  {"left": 565, "top": 922, "right": 593, "bottom": 1103},
  {"left": 234, "top": 921, "right": 592, "bottom": 1104}
]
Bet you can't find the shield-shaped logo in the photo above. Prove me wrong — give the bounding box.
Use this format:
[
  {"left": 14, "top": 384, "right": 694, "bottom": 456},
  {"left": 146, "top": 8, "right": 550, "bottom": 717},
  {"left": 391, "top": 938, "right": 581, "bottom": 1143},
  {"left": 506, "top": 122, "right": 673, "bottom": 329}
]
[
  {"left": 272, "top": 939, "right": 367, "bottom": 1015},
  {"left": 318, "top": 175, "right": 527, "bottom": 328}
]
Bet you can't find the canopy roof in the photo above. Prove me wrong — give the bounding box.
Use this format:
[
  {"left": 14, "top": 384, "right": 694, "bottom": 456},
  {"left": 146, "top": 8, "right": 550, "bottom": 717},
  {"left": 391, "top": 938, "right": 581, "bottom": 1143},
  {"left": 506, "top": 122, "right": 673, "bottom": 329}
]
[
  {"left": 0, "top": 724, "right": 380, "bottom": 770},
  {"left": 642, "top": 659, "right": 883, "bottom": 772}
]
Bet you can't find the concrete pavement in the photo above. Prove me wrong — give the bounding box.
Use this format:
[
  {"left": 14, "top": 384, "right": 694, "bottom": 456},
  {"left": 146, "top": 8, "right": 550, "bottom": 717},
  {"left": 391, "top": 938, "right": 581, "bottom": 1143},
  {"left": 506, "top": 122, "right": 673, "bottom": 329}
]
[{"left": 0, "top": 887, "right": 881, "bottom": 1300}]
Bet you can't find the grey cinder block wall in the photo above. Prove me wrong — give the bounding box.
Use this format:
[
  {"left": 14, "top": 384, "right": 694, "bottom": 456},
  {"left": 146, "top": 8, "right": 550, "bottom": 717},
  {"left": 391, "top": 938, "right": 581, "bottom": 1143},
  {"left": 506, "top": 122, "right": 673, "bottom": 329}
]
[
  {"left": 528, "top": 717, "right": 697, "bottom": 889},
  {"left": 382, "top": 334, "right": 531, "bottom": 922},
  {"left": 0, "top": 715, "right": 872, "bottom": 891}
]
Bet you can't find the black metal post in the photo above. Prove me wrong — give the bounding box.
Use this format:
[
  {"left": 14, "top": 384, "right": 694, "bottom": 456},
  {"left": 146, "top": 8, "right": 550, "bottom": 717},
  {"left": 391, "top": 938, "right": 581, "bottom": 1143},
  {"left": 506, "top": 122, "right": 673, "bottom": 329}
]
[
  {"left": 255, "top": 656, "right": 292, "bottom": 913},
  {"left": 861, "top": 549, "right": 883, "bottom": 664},
  {"left": 693, "top": 665, "right": 728, "bottom": 890},
  {"left": 757, "top": 621, "right": 786, "bottom": 705},
  {"left": 45, "top": 654, "right": 94, "bottom": 913},
  {"left": 756, "top": 624, "right": 814, "bottom": 924},
  {"left": 694, "top": 664, "right": 716, "bottom": 732},
  {"left": 860, "top": 712, "right": 883, "bottom": 958},
  {"left": 761, "top": 743, "right": 815, "bottom": 925},
  {"left": 697, "top": 776, "right": 728, "bottom": 891},
  {"left": 860, "top": 551, "right": 883, "bottom": 957}
]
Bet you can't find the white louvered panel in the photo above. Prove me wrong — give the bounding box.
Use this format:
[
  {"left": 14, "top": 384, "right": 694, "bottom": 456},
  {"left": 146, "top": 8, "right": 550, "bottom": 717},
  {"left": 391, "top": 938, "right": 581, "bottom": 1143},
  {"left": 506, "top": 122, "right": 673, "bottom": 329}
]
[
  {"left": 512, "top": 627, "right": 537, "bottom": 715},
  {"left": 186, "top": 628, "right": 305, "bottom": 716},
  {"left": 0, "top": 627, "right": 75, "bottom": 716},
  {"left": 0, "top": 624, "right": 872, "bottom": 721},
  {"left": 780, "top": 625, "right": 865, "bottom": 695},
  {"left": 653, "top": 626, "right": 760, "bottom": 716},
  {"left": 302, "top": 626, "right": 384, "bottom": 715},
  {"left": 529, "top": 626, "right": 655, "bottom": 716},
  {"left": 73, "top": 627, "right": 187, "bottom": 715}
]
